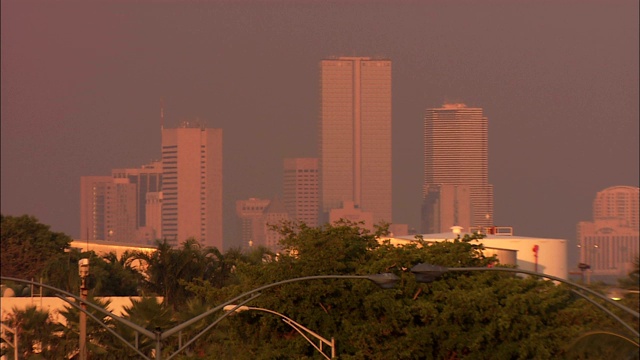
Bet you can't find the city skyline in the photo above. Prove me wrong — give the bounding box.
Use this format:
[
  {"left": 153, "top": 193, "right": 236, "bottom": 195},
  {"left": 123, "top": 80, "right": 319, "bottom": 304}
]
[{"left": 2, "top": 1, "right": 638, "bottom": 267}]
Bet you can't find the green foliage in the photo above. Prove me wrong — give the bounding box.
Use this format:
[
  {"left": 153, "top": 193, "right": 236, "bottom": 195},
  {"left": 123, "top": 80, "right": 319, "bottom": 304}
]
[
  {"left": 190, "top": 223, "right": 634, "bottom": 359},
  {"left": 2, "top": 220, "right": 636, "bottom": 359},
  {"left": 0, "top": 214, "right": 72, "bottom": 280},
  {"left": 2, "top": 305, "right": 60, "bottom": 360},
  {"left": 55, "top": 296, "right": 115, "bottom": 358},
  {"left": 132, "top": 238, "right": 236, "bottom": 309}
]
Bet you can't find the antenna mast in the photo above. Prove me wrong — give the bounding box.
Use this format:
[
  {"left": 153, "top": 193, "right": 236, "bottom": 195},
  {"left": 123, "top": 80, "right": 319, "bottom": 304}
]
[{"left": 160, "top": 97, "right": 165, "bottom": 131}]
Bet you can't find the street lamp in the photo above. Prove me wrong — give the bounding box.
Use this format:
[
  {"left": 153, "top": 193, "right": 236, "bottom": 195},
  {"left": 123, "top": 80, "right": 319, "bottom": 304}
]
[
  {"left": 160, "top": 273, "right": 400, "bottom": 360},
  {"left": 223, "top": 305, "right": 336, "bottom": 359},
  {"left": 410, "top": 263, "right": 640, "bottom": 340},
  {"left": 78, "top": 258, "right": 90, "bottom": 360},
  {"left": 2, "top": 273, "right": 399, "bottom": 360}
]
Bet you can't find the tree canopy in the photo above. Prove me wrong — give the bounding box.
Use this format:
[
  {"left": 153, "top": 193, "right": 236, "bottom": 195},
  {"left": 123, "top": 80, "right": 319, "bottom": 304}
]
[
  {"left": 1, "top": 218, "right": 637, "bottom": 359},
  {"left": 1, "top": 214, "right": 72, "bottom": 280}
]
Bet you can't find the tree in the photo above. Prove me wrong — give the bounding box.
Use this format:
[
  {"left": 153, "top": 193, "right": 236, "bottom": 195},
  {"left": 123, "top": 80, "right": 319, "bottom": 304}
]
[
  {"left": 55, "top": 297, "right": 115, "bottom": 359},
  {"left": 2, "top": 305, "right": 60, "bottom": 359},
  {"left": 1, "top": 214, "right": 72, "bottom": 280},
  {"left": 188, "top": 222, "right": 626, "bottom": 359},
  {"left": 133, "top": 238, "right": 231, "bottom": 309}
]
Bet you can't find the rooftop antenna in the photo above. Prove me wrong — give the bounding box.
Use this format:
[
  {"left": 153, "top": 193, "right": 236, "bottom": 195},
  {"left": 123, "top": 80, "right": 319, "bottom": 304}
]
[{"left": 160, "top": 97, "right": 165, "bottom": 131}]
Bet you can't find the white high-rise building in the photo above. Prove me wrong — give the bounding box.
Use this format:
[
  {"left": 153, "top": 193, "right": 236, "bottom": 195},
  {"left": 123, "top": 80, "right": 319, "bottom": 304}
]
[
  {"left": 161, "top": 121, "right": 223, "bottom": 249},
  {"left": 319, "top": 56, "right": 392, "bottom": 225},
  {"left": 422, "top": 103, "right": 494, "bottom": 232}
]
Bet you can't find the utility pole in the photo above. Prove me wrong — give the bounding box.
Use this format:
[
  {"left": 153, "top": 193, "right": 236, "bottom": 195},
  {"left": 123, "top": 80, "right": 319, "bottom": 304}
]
[{"left": 79, "top": 258, "right": 90, "bottom": 360}]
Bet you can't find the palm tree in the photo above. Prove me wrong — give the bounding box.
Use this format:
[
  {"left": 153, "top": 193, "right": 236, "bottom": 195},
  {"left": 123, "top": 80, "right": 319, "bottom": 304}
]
[
  {"left": 108, "top": 297, "right": 175, "bottom": 359},
  {"left": 55, "top": 296, "right": 114, "bottom": 359},
  {"left": 132, "top": 238, "right": 227, "bottom": 309},
  {"left": 3, "top": 305, "right": 60, "bottom": 359}
]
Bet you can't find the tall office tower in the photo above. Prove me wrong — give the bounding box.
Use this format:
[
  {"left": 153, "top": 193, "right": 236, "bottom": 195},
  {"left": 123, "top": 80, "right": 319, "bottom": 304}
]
[
  {"left": 577, "top": 186, "right": 639, "bottom": 276},
  {"left": 422, "top": 103, "right": 494, "bottom": 233},
  {"left": 283, "top": 158, "right": 319, "bottom": 227},
  {"left": 236, "top": 198, "right": 271, "bottom": 248},
  {"left": 161, "top": 122, "right": 223, "bottom": 249},
  {"left": 319, "top": 56, "right": 392, "bottom": 225},
  {"left": 112, "top": 161, "right": 162, "bottom": 229},
  {"left": 80, "top": 176, "right": 112, "bottom": 241}
]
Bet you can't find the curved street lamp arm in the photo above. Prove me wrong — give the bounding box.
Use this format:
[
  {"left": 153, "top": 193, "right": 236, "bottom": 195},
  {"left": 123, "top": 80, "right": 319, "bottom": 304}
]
[
  {"left": 233, "top": 306, "right": 334, "bottom": 360},
  {"left": 161, "top": 274, "right": 381, "bottom": 340},
  {"left": 567, "top": 290, "right": 639, "bottom": 339},
  {"left": 0, "top": 277, "right": 156, "bottom": 339},
  {"left": 164, "top": 294, "right": 260, "bottom": 360},
  {"left": 58, "top": 294, "right": 153, "bottom": 360},
  {"left": 444, "top": 267, "right": 640, "bottom": 319},
  {"left": 282, "top": 318, "right": 334, "bottom": 360}
]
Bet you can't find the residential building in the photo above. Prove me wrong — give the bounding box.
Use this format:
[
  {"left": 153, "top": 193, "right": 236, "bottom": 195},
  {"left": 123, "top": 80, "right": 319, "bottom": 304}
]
[
  {"left": 80, "top": 176, "right": 112, "bottom": 241},
  {"left": 161, "top": 121, "right": 223, "bottom": 249},
  {"left": 319, "top": 56, "right": 392, "bottom": 225},
  {"left": 577, "top": 186, "right": 639, "bottom": 276},
  {"left": 422, "top": 103, "right": 494, "bottom": 232},
  {"left": 283, "top": 158, "right": 319, "bottom": 227}
]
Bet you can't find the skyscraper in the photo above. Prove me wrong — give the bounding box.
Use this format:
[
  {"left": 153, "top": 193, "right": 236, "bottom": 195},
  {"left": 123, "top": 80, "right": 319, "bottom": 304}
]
[
  {"left": 577, "top": 186, "right": 639, "bottom": 276},
  {"left": 422, "top": 103, "right": 494, "bottom": 232},
  {"left": 319, "top": 56, "right": 392, "bottom": 224},
  {"left": 283, "top": 158, "right": 319, "bottom": 227},
  {"left": 161, "top": 121, "right": 223, "bottom": 249}
]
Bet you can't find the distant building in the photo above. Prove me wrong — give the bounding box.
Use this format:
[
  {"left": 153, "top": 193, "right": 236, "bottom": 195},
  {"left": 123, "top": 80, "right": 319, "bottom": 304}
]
[
  {"left": 319, "top": 56, "right": 392, "bottom": 225},
  {"left": 104, "top": 178, "right": 137, "bottom": 243},
  {"left": 235, "top": 197, "right": 290, "bottom": 251},
  {"left": 81, "top": 161, "right": 164, "bottom": 245},
  {"left": 283, "top": 158, "right": 319, "bottom": 227},
  {"left": 388, "top": 223, "right": 409, "bottom": 237},
  {"left": 143, "top": 191, "right": 163, "bottom": 241},
  {"left": 329, "top": 201, "right": 375, "bottom": 233},
  {"left": 422, "top": 103, "right": 494, "bottom": 233},
  {"left": 161, "top": 122, "right": 223, "bottom": 249},
  {"left": 80, "top": 176, "right": 113, "bottom": 241},
  {"left": 112, "top": 161, "right": 162, "bottom": 229},
  {"left": 577, "top": 186, "right": 639, "bottom": 276},
  {"left": 236, "top": 198, "right": 271, "bottom": 248},
  {"left": 422, "top": 184, "right": 472, "bottom": 234},
  {"left": 262, "top": 197, "right": 290, "bottom": 250}
]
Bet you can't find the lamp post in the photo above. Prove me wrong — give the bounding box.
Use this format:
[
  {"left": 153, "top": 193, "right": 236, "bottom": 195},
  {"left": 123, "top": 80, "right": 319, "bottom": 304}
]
[
  {"left": 223, "top": 305, "right": 336, "bottom": 359},
  {"left": 1, "top": 272, "right": 399, "bottom": 360},
  {"left": 160, "top": 273, "right": 400, "bottom": 360},
  {"left": 78, "top": 258, "right": 90, "bottom": 360},
  {"left": 410, "top": 263, "right": 640, "bottom": 340}
]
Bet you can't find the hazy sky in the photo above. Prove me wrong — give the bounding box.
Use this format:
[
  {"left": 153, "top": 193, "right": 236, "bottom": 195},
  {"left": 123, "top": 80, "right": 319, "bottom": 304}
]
[{"left": 2, "top": 0, "right": 638, "bottom": 264}]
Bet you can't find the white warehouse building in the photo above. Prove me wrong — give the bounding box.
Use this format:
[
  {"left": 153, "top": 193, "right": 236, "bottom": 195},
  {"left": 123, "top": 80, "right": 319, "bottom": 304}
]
[{"left": 383, "top": 226, "right": 568, "bottom": 280}]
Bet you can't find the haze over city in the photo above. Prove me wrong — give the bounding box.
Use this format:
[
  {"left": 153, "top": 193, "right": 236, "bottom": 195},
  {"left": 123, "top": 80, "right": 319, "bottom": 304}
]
[{"left": 1, "top": 0, "right": 638, "bottom": 267}]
